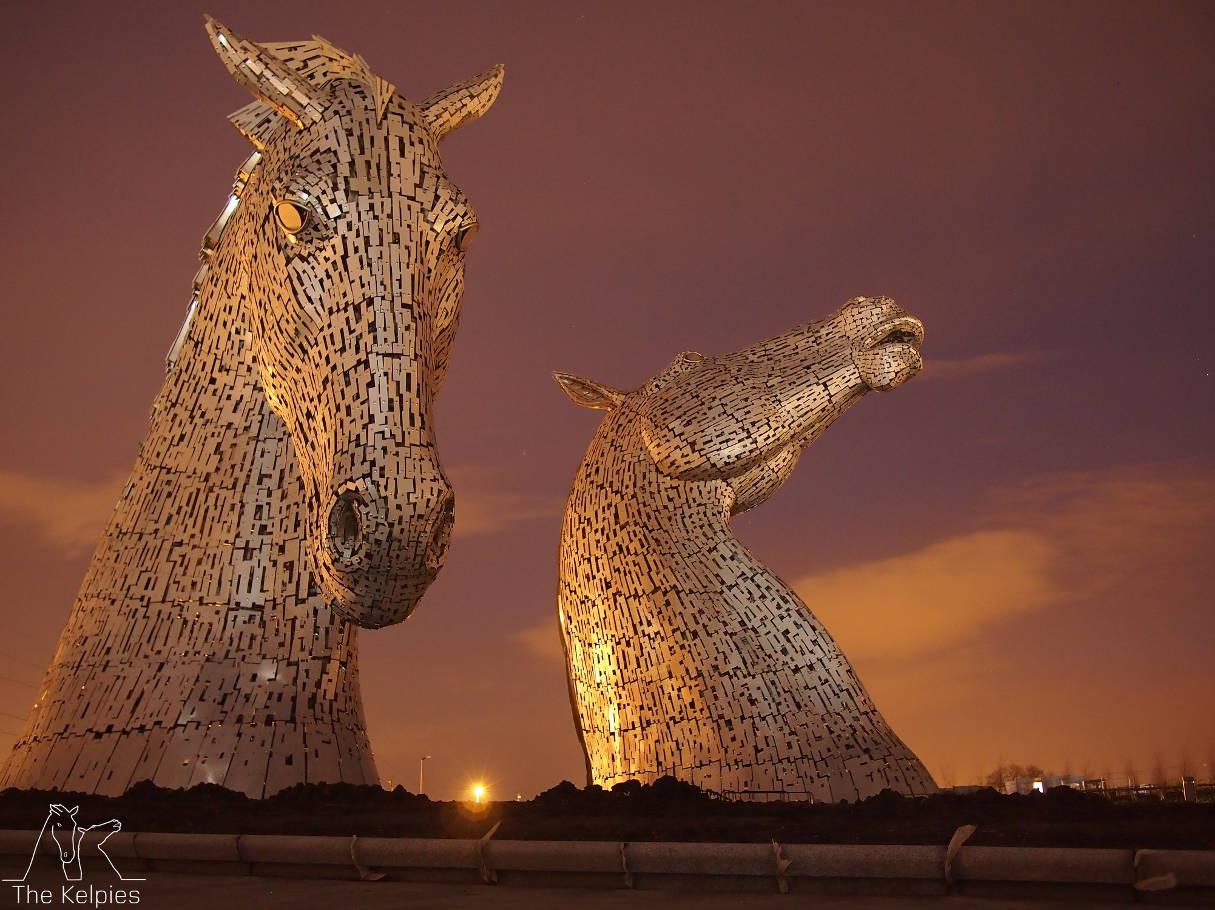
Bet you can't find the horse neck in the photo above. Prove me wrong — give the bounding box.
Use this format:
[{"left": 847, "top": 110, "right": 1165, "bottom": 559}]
[
  {"left": 64, "top": 243, "right": 353, "bottom": 664},
  {"left": 563, "top": 413, "right": 766, "bottom": 603}
]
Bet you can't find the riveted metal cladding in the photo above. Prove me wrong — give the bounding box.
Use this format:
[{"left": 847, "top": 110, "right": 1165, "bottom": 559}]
[
  {"left": 0, "top": 19, "right": 502, "bottom": 797},
  {"left": 555, "top": 296, "right": 936, "bottom": 802}
]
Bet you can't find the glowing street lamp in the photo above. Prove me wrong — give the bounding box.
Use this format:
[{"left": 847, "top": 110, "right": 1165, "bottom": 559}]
[
  {"left": 471, "top": 783, "right": 487, "bottom": 803},
  {"left": 418, "top": 755, "right": 431, "bottom": 795}
]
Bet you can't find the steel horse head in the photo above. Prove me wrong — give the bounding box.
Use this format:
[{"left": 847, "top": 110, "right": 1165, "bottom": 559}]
[
  {"left": 205, "top": 18, "right": 502, "bottom": 627},
  {"left": 554, "top": 296, "right": 934, "bottom": 799},
  {"left": 557, "top": 295, "right": 925, "bottom": 509}
]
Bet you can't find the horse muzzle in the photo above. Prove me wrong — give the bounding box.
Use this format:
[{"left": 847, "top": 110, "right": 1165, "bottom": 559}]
[{"left": 315, "top": 477, "right": 455, "bottom": 628}]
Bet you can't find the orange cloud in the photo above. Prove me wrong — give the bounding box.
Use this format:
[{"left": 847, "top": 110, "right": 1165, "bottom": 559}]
[
  {"left": 985, "top": 462, "right": 1215, "bottom": 587},
  {"left": 792, "top": 460, "right": 1215, "bottom": 783},
  {"left": 797, "top": 461, "right": 1215, "bottom": 661},
  {"left": 921, "top": 350, "right": 1051, "bottom": 381},
  {"left": 795, "top": 529, "right": 1061, "bottom": 660},
  {"left": 0, "top": 462, "right": 559, "bottom": 554},
  {"left": 446, "top": 464, "right": 562, "bottom": 538},
  {"left": 512, "top": 618, "right": 565, "bottom": 663},
  {"left": 0, "top": 469, "right": 125, "bottom": 552}
]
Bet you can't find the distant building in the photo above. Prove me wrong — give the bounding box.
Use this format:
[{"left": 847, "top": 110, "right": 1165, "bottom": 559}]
[{"left": 1003, "top": 775, "right": 1101, "bottom": 795}]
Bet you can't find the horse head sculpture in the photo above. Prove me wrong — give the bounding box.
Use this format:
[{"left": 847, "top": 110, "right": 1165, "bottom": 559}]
[
  {"left": 557, "top": 295, "right": 924, "bottom": 505},
  {"left": 205, "top": 18, "right": 502, "bottom": 627},
  {"left": 0, "top": 20, "right": 504, "bottom": 798},
  {"left": 554, "top": 296, "right": 934, "bottom": 800}
]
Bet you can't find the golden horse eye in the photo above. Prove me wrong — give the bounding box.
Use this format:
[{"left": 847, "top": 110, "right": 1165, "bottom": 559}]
[
  {"left": 455, "top": 222, "right": 479, "bottom": 252},
  {"left": 274, "top": 199, "right": 311, "bottom": 234}
]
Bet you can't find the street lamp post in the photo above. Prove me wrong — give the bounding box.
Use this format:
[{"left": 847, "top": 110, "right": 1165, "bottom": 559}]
[{"left": 419, "top": 755, "right": 431, "bottom": 795}]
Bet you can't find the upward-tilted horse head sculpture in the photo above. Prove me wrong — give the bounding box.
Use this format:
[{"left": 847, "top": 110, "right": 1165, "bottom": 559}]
[
  {"left": 204, "top": 17, "right": 502, "bottom": 627},
  {"left": 0, "top": 20, "right": 502, "bottom": 797},
  {"left": 560, "top": 295, "right": 924, "bottom": 501},
  {"left": 554, "top": 296, "right": 936, "bottom": 801}
]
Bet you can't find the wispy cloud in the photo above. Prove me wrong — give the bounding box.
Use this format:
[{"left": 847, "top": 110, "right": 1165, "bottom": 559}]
[
  {"left": 921, "top": 349, "right": 1052, "bottom": 381},
  {"left": 793, "top": 460, "right": 1215, "bottom": 780},
  {"left": 0, "top": 460, "right": 558, "bottom": 554},
  {"left": 794, "top": 529, "right": 1061, "bottom": 660},
  {"left": 0, "top": 469, "right": 125, "bottom": 552},
  {"left": 794, "top": 461, "right": 1215, "bottom": 661},
  {"left": 511, "top": 619, "right": 565, "bottom": 663},
  {"left": 447, "top": 464, "right": 562, "bottom": 538},
  {"left": 510, "top": 462, "right": 1215, "bottom": 671}
]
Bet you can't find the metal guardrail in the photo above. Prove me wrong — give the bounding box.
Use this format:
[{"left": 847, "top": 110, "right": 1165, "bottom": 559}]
[
  {"left": 1, "top": 829, "right": 1212, "bottom": 900},
  {"left": 1103, "top": 782, "right": 1215, "bottom": 801},
  {"left": 712, "top": 789, "right": 817, "bottom": 804}
]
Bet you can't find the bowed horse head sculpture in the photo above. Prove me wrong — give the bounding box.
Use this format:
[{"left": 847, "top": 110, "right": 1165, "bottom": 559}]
[
  {"left": 0, "top": 20, "right": 502, "bottom": 798},
  {"left": 207, "top": 17, "right": 502, "bottom": 627},
  {"left": 555, "top": 296, "right": 935, "bottom": 802}
]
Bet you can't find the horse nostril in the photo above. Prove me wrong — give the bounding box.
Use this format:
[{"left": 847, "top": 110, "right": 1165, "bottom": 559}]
[
  {"left": 328, "top": 492, "right": 364, "bottom": 564},
  {"left": 425, "top": 494, "right": 455, "bottom": 571}
]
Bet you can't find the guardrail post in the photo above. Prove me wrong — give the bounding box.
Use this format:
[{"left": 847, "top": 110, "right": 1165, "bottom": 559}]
[
  {"left": 619, "top": 842, "right": 634, "bottom": 889},
  {"left": 944, "top": 824, "right": 977, "bottom": 890},
  {"left": 771, "top": 838, "right": 791, "bottom": 894},
  {"left": 349, "top": 835, "right": 385, "bottom": 881},
  {"left": 476, "top": 821, "right": 500, "bottom": 884}
]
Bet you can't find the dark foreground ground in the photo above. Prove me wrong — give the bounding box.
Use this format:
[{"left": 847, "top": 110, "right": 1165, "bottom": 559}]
[{"left": 1, "top": 779, "right": 1212, "bottom": 849}]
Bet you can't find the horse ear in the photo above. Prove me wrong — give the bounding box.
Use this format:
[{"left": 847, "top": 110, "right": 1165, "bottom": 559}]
[
  {"left": 227, "top": 100, "right": 283, "bottom": 149},
  {"left": 204, "top": 15, "right": 330, "bottom": 129},
  {"left": 553, "top": 372, "right": 625, "bottom": 410},
  {"left": 420, "top": 65, "right": 504, "bottom": 141},
  {"left": 68, "top": 806, "right": 79, "bottom": 817}
]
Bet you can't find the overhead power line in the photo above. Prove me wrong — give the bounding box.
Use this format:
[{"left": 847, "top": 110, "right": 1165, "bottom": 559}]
[
  {"left": 0, "top": 651, "right": 46, "bottom": 674},
  {"left": 0, "top": 709, "right": 27, "bottom": 722},
  {"left": 0, "top": 675, "right": 36, "bottom": 689}
]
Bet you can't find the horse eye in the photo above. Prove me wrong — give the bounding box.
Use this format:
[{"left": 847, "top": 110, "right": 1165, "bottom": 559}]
[
  {"left": 274, "top": 199, "right": 311, "bottom": 234},
  {"left": 455, "top": 222, "right": 479, "bottom": 252}
]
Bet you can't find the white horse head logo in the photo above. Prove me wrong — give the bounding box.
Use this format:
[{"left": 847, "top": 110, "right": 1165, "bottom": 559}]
[{"left": 3, "top": 804, "right": 143, "bottom": 883}]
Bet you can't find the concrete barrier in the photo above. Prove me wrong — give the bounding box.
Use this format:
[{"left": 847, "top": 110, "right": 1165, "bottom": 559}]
[
  {"left": 950, "top": 845, "right": 1135, "bottom": 903},
  {"left": 129, "top": 832, "right": 241, "bottom": 862},
  {"left": 1135, "top": 849, "right": 1215, "bottom": 887},
  {"left": 482, "top": 839, "right": 622, "bottom": 873},
  {"left": 353, "top": 836, "right": 480, "bottom": 870},
  {"left": 953, "top": 846, "right": 1135, "bottom": 883},
  {"left": 784, "top": 843, "right": 944, "bottom": 879},
  {"left": 625, "top": 841, "right": 774, "bottom": 876},
  {"left": 0, "top": 828, "right": 1209, "bottom": 902},
  {"left": 777, "top": 843, "right": 948, "bottom": 898},
  {"left": 1134, "top": 849, "right": 1215, "bottom": 905}
]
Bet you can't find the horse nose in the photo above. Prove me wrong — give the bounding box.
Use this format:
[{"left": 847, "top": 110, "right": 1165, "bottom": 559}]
[
  {"left": 325, "top": 485, "right": 453, "bottom": 574},
  {"left": 326, "top": 490, "right": 366, "bottom": 569}
]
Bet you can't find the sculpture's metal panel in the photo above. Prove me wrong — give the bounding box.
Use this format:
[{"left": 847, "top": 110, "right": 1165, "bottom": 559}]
[
  {"left": 556, "top": 297, "right": 936, "bottom": 802},
  {"left": 0, "top": 20, "right": 502, "bottom": 797}
]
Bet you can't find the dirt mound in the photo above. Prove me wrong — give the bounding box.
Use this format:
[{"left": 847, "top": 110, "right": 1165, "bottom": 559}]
[{"left": 2, "top": 779, "right": 1211, "bottom": 850}]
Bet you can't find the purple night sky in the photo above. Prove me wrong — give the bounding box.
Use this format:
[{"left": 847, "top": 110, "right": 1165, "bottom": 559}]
[{"left": 0, "top": 1, "right": 1211, "bottom": 798}]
